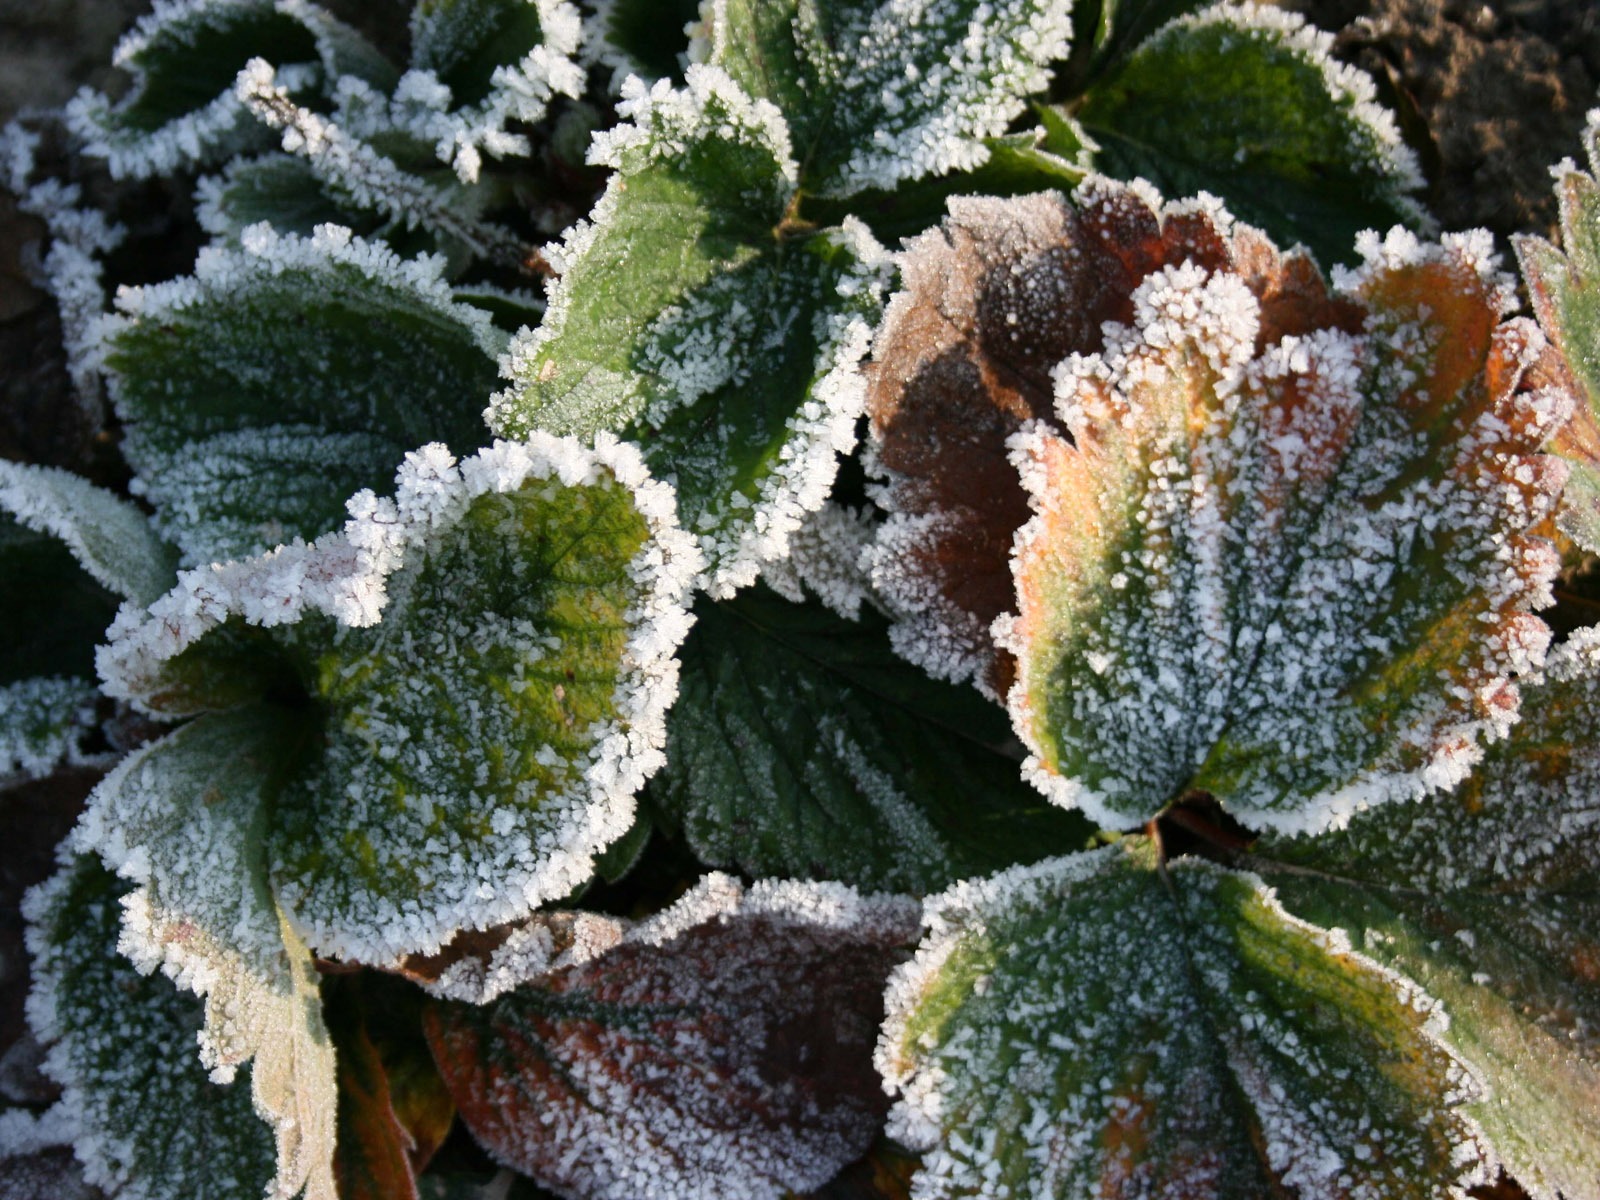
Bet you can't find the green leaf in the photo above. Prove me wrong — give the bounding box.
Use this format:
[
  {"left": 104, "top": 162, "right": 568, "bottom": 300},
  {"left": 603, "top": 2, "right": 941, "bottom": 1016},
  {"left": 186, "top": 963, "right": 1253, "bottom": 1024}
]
[
  {"left": 489, "top": 67, "right": 889, "bottom": 596},
  {"left": 0, "top": 462, "right": 176, "bottom": 776},
  {"left": 1067, "top": 0, "right": 1212, "bottom": 88},
  {"left": 1515, "top": 110, "right": 1600, "bottom": 556},
  {"left": 73, "top": 707, "right": 339, "bottom": 1200},
  {"left": 878, "top": 841, "right": 1494, "bottom": 1198},
  {"left": 404, "top": 0, "right": 583, "bottom": 180},
  {"left": 1001, "top": 191, "right": 1564, "bottom": 835},
  {"left": 1258, "top": 626, "right": 1600, "bottom": 1199},
  {"left": 655, "top": 585, "right": 1096, "bottom": 893},
  {"left": 65, "top": 0, "right": 394, "bottom": 179},
  {"left": 100, "top": 436, "right": 702, "bottom": 962},
  {"left": 704, "top": 0, "right": 1074, "bottom": 198},
  {"left": 425, "top": 874, "right": 917, "bottom": 1200},
  {"left": 23, "top": 854, "right": 277, "bottom": 1200},
  {"left": 101, "top": 223, "right": 505, "bottom": 565},
  {"left": 1076, "top": 3, "right": 1426, "bottom": 266},
  {"left": 197, "top": 153, "right": 367, "bottom": 241}
]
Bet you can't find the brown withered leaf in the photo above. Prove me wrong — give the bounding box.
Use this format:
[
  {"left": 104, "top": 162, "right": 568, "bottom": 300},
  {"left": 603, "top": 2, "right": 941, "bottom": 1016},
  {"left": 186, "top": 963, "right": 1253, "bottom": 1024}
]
[
  {"left": 424, "top": 876, "right": 917, "bottom": 1200},
  {"left": 863, "top": 181, "right": 1354, "bottom": 699}
]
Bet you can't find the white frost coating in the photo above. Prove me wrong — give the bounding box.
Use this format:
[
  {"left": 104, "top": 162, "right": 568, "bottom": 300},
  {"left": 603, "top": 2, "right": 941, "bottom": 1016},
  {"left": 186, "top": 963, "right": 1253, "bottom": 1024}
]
[
  {"left": 0, "top": 1104, "right": 76, "bottom": 1159},
  {"left": 70, "top": 712, "right": 338, "bottom": 1200},
  {"left": 99, "top": 218, "right": 503, "bottom": 365},
  {"left": 398, "top": 0, "right": 584, "bottom": 182},
  {"left": 428, "top": 872, "right": 918, "bottom": 1005},
  {"left": 104, "top": 433, "right": 702, "bottom": 962},
  {"left": 999, "top": 226, "right": 1565, "bottom": 836},
  {"left": 1148, "top": 2, "right": 1428, "bottom": 219},
  {"left": 703, "top": 0, "right": 1074, "bottom": 197},
  {"left": 442, "top": 872, "right": 917, "bottom": 1200},
  {"left": 0, "top": 678, "right": 102, "bottom": 781},
  {"left": 588, "top": 64, "right": 797, "bottom": 183},
  {"left": 0, "top": 459, "right": 175, "bottom": 606},
  {"left": 764, "top": 502, "right": 879, "bottom": 619},
  {"left": 878, "top": 848, "right": 1495, "bottom": 1198},
  {"left": 65, "top": 0, "right": 324, "bottom": 179},
  {"left": 234, "top": 61, "right": 531, "bottom": 263}
]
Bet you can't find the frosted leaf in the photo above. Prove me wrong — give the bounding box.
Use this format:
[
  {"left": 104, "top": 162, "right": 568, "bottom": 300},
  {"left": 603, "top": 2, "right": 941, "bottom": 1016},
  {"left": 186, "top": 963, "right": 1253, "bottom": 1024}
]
[
  {"left": 99, "top": 222, "right": 505, "bottom": 565},
  {"left": 65, "top": 0, "right": 395, "bottom": 179},
  {"left": 0, "top": 464, "right": 175, "bottom": 777},
  {"left": 425, "top": 874, "right": 918, "bottom": 1200},
  {"left": 761, "top": 501, "right": 876, "bottom": 619},
  {"left": 1258, "top": 625, "right": 1600, "bottom": 1199},
  {"left": 490, "top": 68, "right": 889, "bottom": 595},
  {"left": 878, "top": 841, "right": 1494, "bottom": 1199},
  {"left": 23, "top": 854, "right": 278, "bottom": 1199},
  {"left": 100, "top": 435, "right": 703, "bottom": 963},
  {"left": 196, "top": 153, "right": 356, "bottom": 240},
  {"left": 1002, "top": 192, "right": 1566, "bottom": 834},
  {"left": 654, "top": 585, "right": 1095, "bottom": 894},
  {"left": 0, "top": 679, "right": 101, "bottom": 781},
  {"left": 1515, "top": 109, "right": 1600, "bottom": 555},
  {"left": 0, "top": 460, "right": 179, "bottom": 608},
  {"left": 71, "top": 708, "right": 338, "bottom": 1200},
  {"left": 865, "top": 185, "right": 1357, "bottom": 699},
  {"left": 704, "top": 0, "right": 1074, "bottom": 198},
  {"left": 234, "top": 62, "right": 532, "bottom": 266},
  {"left": 1075, "top": 2, "right": 1427, "bottom": 265},
  {"left": 402, "top": 0, "right": 585, "bottom": 182}
]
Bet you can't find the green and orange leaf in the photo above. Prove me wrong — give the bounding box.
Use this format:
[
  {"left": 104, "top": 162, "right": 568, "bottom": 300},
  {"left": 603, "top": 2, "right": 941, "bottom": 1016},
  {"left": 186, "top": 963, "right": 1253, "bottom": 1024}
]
[{"left": 999, "top": 187, "right": 1566, "bottom": 833}]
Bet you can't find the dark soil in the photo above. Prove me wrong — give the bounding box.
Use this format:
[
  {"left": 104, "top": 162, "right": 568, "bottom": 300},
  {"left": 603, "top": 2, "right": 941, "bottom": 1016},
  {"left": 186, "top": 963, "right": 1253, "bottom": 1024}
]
[{"left": 1286, "top": 0, "right": 1600, "bottom": 243}]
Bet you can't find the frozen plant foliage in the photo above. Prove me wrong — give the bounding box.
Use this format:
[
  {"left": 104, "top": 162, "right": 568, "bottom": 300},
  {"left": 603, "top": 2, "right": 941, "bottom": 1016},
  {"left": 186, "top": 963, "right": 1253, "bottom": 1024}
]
[
  {"left": 699, "top": 0, "right": 1074, "bottom": 197},
  {"left": 1517, "top": 107, "right": 1600, "bottom": 555},
  {"left": 24, "top": 855, "right": 279, "bottom": 1200},
  {"left": 0, "top": 461, "right": 176, "bottom": 777},
  {"left": 71, "top": 710, "right": 338, "bottom": 1200},
  {"left": 993, "top": 188, "right": 1567, "bottom": 834},
  {"left": 491, "top": 66, "right": 891, "bottom": 595},
  {"left": 427, "top": 874, "right": 918, "bottom": 1200},
  {"left": 65, "top": 0, "right": 392, "bottom": 179},
  {"left": 403, "top": 0, "right": 585, "bottom": 182},
  {"left": 98, "top": 222, "right": 505, "bottom": 565},
  {"left": 878, "top": 842, "right": 1493, "bottom": 1200},
  {"left": 99, "top": 435, "right": 701, "bottom": 962}
]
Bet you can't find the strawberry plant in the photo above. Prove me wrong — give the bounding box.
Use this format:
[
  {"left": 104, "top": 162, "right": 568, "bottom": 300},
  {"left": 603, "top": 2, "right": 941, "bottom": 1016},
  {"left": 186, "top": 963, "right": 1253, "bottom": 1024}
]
[{"left": 0, "top": 2, "right": 1597, "bottom": 1198}]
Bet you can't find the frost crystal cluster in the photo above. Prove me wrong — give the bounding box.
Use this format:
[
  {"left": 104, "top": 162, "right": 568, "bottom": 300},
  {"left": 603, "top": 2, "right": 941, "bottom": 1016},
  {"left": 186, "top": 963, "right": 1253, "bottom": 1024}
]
[{"left": 1, "top": 2, "right": 1598, "bottom": 1199}]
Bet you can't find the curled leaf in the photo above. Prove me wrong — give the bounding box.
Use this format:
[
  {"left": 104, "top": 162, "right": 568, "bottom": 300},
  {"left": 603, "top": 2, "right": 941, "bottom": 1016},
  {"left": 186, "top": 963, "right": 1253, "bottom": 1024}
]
[{"left": 98, "top": 435, "right": 702, "bottom": 962}]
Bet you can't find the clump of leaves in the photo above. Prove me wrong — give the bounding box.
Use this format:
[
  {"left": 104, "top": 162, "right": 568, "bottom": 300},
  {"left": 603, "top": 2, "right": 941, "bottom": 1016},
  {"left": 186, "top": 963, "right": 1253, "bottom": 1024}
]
[{"left": 1, "top": 2, "right": 1598, "bottom": 1200}]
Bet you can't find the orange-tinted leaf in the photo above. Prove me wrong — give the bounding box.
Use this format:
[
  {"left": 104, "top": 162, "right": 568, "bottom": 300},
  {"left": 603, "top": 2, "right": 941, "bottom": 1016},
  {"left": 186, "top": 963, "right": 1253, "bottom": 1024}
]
[
  {"left": 864, "top": 182, "right": 1353, "bottom": 699},
  {"left": 424, "top": 876, "right": 917, "bottom": 1200},
  {"left": 1002, "top": 209, "right": 1567, "bottom": 834}
]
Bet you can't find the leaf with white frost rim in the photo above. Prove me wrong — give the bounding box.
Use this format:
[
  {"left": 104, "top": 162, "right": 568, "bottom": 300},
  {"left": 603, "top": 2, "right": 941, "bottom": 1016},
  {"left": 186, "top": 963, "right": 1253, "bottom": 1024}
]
[
  {"left": 488, "top": 66, "right": 889, "bottom": 596},
  {"left": 24, "top": 854, "right": 278, "bottom": 1200},
  {"left": 1003, "top": 218, "right": 1567, "bottom": 835},
  {"left": 703, "top": 0, "right": 1074, "bottom": 198},
  {"left": 0, "top": 461, "right": 176, "bottom": 776},
  {"left": 1259, "top": 625, "right": 1600, "bottom": 1200},
  {"left": 99, "top": 434, "right": 702, "bottom": 962},
  {"left": 71, "top": 707, "right": 338, "bottom": 1200},
  {"left": 100, "top": 222, "right": 505, "bottom": 566},
  {"left": 426, "top": 874, "right": 918, "bottom": 1200},
  {"left": 1075, "top": 2, "right": 1426, "bottom": 264},
  {"left": 877, "top": 841, "right": 1493, "bottom": 1199},
  {"left": 402, "top": 0, "right": 584, "bottom": 182},
  {"left": 65, "top": 0, "right": 394, "bottom": 179}
]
